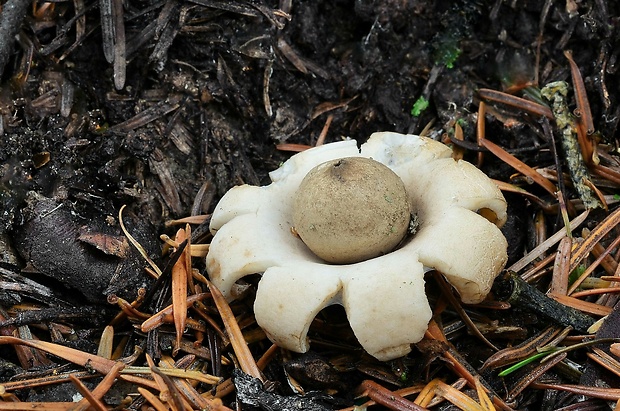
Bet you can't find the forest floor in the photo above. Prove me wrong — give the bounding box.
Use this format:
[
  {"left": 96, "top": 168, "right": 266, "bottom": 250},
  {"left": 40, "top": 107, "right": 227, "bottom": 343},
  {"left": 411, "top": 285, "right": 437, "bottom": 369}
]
[{"left": 1, "top": 1, "right": 620, "bottom": 410}]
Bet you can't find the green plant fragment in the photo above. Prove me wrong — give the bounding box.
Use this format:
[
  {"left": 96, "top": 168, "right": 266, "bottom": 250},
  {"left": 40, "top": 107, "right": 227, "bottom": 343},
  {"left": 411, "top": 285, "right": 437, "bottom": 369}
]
[
  {"left": 498, "top": 351, "right": 549, "bottom": 377},
  {"left": 410, "top": 97, "right": 429, "bottom": 117}
]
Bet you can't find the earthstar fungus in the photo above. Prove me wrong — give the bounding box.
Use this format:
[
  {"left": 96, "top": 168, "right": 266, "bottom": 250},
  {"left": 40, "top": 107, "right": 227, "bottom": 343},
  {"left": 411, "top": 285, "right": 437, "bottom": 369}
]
[{"left": 206, "top": 132, "right": 508, "bottom": 361}]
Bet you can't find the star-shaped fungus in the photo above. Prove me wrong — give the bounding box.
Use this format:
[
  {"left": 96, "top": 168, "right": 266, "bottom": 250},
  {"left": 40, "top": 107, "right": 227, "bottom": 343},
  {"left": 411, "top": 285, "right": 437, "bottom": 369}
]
[{"left": 206, "top": 132, "right": 508, "bottom": 361}]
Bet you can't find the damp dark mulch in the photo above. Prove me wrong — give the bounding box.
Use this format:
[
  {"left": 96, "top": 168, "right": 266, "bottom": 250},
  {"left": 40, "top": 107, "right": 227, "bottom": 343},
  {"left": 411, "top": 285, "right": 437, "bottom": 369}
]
[{"left": 1, "top": 0, "right": 620, "bottom": 410}]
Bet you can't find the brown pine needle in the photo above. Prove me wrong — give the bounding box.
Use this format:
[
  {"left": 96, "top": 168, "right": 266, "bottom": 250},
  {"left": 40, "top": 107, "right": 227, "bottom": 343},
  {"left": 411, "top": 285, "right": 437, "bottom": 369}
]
[
  {"left": 185, "top": 225, "right": 195, "bottom": 295},
  {"left": 480, "top": 138, "right": 557, "bottom": 196},
  {"left": 568, "top": 233, "right": 620, "bottom": 294},
  {"left": 315, "top": 113, "right": 333, "bottom": 146},
  {"left": 477, "top": 101, "right": 486, "bottom": 167},
  {"left": 339, "top": 384, "right": 427, "bottom": 411},
  {"left": 256, "top": 343, "right": 279, "bottom": 369},
  {"left": 0, "top": 336, "right": 116, "bottom": 374},
  {"left": 480, "top": 326, "right": 560, "bottom": 371},
  {"left": 416, "top": 379, "right": 485, "bottom": 411},
  {"left": 531, "top": 382, "right": 620, "bottom": 401},
  {"left": 119, "top": 204, "right": 163, "bottom": 277},
  {"left": 361, "top": 380, "right": 427, "bottom": 411},
  {"left": 571, "top": 287, "right": 620, "bottom": 298},
  {"left": 165, "top": 215, "right": 210, "bottom": 226},
  {"left": 587, "top": 347, "right": 620, "bottom": 378},
  {"left": 207, "top": 280, "right": 263, "bottom": 382},
  {"left": 509, "top": 210, "right": 588, "bottom": 273},
  {"left": 433, "top": 272, "right": 497, "bottom": 351},
  {"left": 118, "top": 374, "right": 160, "bottom": 391},
  {"left": 69, "top": 362, "right": 125, "bottom": 411},
  {"left": 113, "top": 296, "right": 151, "bottom": 321},
  {"left": 477, "top": 88, "right": 554, "bottom": 119},
  {"left": 141, "top": 293, "right": 211, "bottom": 332},
  {"left": 172, "top": 227, "right": 189, "bottom": 356},
  {"left": 68, "top": 374, "right": 108, "bottom": 411},
  {"left": 275, "top": 143, "right": 311, "bottom": 152},
  {"left": 550, "top": 236, "right": 572, "bottom": 296},
  {"left": 145, "top": 353, "right": 169, "bottom": 402},
  {"left": 564, "top": 50, "right": 595, "bottom": 135},
  {"left": 475, "top": 378, "right": 496, "bottom": 411},
  {"left": 506, "top": 353, "right": 567, "bottom": 403},
  {"left": 0, "top": 371, "right": 96, "bottom": 392},
  {"left": 158, "top": 356, "right": 218, "bottom": 410},
  {"left": 569, "top": 206, "right": 620, "bottom": 274},
  {"left": 451, "top": 121, "right": 466, "bottom": 160},
  {"left": 548, "top": 293, "right": 613, "bottom": 316},
  {"left": 0, "top": 402, "right": 78, "bottom": 410},
  {"left": 424, "top": 321, "right": 512, "bottom": 411},
  {"left": 96, "top": 325, "right": 114, "bottom": 360},
  {"left": 138, "top": 387, "right": 169, "bottom": 411},
  {"left": 492, "top": 179, "right": 552, "bottom": 210}
]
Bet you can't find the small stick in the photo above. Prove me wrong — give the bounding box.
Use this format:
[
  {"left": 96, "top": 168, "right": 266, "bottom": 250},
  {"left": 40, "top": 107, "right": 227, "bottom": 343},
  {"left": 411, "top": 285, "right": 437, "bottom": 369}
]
[{"left": 494, "top": 271, "right": 595, "bottom": 333}]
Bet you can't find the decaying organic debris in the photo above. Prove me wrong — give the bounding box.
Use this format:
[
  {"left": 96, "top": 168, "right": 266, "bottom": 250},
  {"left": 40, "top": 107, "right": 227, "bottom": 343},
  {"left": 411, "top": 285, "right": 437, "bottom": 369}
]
[{"left": 1, "top": 1, "right": 620, "bottom": 410}]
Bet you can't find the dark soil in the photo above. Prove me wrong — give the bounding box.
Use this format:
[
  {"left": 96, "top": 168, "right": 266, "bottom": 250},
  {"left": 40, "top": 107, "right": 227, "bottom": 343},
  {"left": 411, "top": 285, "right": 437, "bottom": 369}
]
[{"left": 1, "top": 0, "right": 620, "bottom": 410}]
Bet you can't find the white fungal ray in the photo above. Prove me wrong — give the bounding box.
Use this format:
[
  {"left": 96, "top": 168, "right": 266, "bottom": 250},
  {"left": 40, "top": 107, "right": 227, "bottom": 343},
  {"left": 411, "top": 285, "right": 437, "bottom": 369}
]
[
  {"left": 206, "top": 132, "right": 508, "bottom": 361},
  {"left": 412, "top": 207, "right": 508, "bottom": 304},
  {"left": 254, "top": 263, "right": 343, "bottom": 353},
  {"left": 253, "top": 248, "right": 431, "bottom": 360},
  {"left": 338, "top": 250, "right": 430, "bottom": 360}
]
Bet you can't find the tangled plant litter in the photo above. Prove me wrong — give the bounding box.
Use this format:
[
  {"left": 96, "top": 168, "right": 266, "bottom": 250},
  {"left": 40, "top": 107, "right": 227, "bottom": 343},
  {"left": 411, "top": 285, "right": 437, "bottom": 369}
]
[
  {"left": 206, "top": 131, "right": 508, "bottom": 361},
  {"left": 4, "top": 1, "right": 620, "bottom": 410}
]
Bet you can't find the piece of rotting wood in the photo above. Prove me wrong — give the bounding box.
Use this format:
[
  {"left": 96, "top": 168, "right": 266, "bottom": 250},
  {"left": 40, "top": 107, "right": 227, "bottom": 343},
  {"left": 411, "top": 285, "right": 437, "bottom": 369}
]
[
  {"left": 0, "top": 0, "right": 30, "bottom": 78},
  {"left": 494, "top": 272, "right": 595, "bottom": 333},
  {"left": 541, "top": 81, "right": 602, "bottom": 210}
]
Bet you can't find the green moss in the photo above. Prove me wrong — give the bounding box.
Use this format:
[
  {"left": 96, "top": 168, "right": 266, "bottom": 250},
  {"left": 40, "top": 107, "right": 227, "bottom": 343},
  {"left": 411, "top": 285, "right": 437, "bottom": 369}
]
[
  {"left": 431, "top": 2, "right": 480, "bottom": 69},
  {"left": 435, "top": 42, "right": 461, "bottom": 68},
  {"left": 410, "top": 96, "right": 429, "bottom": 117}
]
